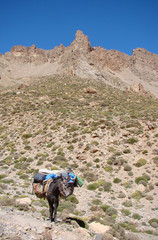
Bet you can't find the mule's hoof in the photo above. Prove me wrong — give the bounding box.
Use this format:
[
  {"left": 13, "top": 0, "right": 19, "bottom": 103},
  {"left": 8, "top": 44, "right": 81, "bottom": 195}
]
[{"left": 50, "top": 218, "right": 54, "bottom": 222}]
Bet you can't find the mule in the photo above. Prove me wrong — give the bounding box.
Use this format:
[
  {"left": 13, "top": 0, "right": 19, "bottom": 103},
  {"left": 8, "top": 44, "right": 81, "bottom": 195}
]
[{"left": 46, "top": 176, "right": 75, "bottom": 222}]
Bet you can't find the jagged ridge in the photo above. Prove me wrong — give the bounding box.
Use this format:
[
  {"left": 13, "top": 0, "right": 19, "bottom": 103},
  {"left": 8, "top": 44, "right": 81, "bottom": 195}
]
[{"left": 0, "top": 30, "right": 158, "bottom": 97}]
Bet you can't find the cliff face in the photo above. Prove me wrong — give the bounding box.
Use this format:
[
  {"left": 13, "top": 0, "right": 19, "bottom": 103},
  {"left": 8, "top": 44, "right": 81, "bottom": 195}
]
[{"left": 0, "top": 30, "right": 158, "bottom": 97}]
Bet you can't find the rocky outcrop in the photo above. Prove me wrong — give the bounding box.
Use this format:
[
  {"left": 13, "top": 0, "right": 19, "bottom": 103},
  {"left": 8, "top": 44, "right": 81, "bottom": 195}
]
[
  {"left": 130, "top": 48, "right": 158, "bottom": 85},
  {"left": 0, "top": 30, "right": 158, "bottom": 97}
]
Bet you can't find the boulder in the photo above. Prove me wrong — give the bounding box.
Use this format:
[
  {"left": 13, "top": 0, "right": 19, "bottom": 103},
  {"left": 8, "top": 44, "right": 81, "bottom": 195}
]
[
  {"left": 15, "top": 197, "right": 31, "bottom": 206},
  {"left": 89, "top": 222, "right": 111, "bottom": 234}
]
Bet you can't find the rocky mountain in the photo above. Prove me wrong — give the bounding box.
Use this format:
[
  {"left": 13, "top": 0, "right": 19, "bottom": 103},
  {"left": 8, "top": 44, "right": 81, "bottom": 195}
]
[{"left": 0, "top": 30, "right": 158, "bottom": 97}]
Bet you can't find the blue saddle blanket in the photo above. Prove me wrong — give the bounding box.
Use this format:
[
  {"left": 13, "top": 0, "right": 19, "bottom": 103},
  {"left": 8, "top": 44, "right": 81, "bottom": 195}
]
[{"left": 45, "top": 173, "right": 57, "bottom": 181}]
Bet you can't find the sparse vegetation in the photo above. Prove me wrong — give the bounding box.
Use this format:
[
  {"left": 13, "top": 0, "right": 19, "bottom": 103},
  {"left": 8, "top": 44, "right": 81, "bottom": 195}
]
[{"left": 0, "top": 75, "right": 157, "bottom": 236}]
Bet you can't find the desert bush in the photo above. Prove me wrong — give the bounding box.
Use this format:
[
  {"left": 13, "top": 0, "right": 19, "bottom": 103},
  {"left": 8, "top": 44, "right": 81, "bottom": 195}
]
[
  {"left": 153, "top": 156, "right": 158, "bottom": 165},
  {"left": 46, "top": 142, "right": 55, "bottom": 148},
  {"left": 146, "top": 195, "right": 154, "bottom": 201},
  {"left": 122, "top": 200, "right": 132, "bottom": 207},
  {"left": 118, "top": 192, "right": 126, "bottom": 198},
  {"left": 53, "top": 155, "right": 67, "bottom": 165},
  {"left": 125, "top": 232, "right": 140, "bottom": 240},
  {"left": 149, "top": 218, "right": 158, "bottom": 228},
  {"left": 128, "top": 171, "right": 133, "bottom": 176},
  {"left": 119, "top": 222, "right": 138, "bottom": 232},
  {"left": 106, "top": 207, "right": 117, "bottom": 216},
  {"left": 22, "top": 133, "right": 32, "bottom": 139},
  {"left": 83, "top": 171, "right": 98, "bottom": 182},
  {"left": 104, "top": 165, "right": 113, "bottom": 172},
  {"left": 123, "top": 181, "right": 132, "bottom": 188},
  {"left": 123, "top": 149, "right": 131, "bottom": 154},
  {"left": 148, "top": 183, "right": 154, "bottom": 190},
  {"left": 121, "top": 209, "right": 131, "bottom": 216},
  {"left": 135, "top": 158, "right": 147, "bottom": 167},
  {"left": 92, "top": 199, "right": 102, "bottom": 205},
  {"left": 40, "top": 208, "right": 49, "bottom": 218},
  {"left": 67, "top": 195, "right": 79, "bottom": 204},
  {"left": 142, "top": 150, "right": 148, "bottom": 155},
  {"left": 113, "top": 178, "right": 121, "bottom": 183},
  {"left": 87, "top": 183, "right": 98, "bottom": 190},
  {"left": 124, "top": 164, "right": 132, "bottom": 171},
  {"left": 0, "top": 196, "right": 15, "bottom": 206},
  {"left": 58, "top": 200, "right": 76, "bottom": 213},
  {"left": 131, "top": 191, "right": 143, "bottom": 200},
  {"left": 67, "top": 144, "right": 74, "bottom": 151},
  {"left": 135, "top": 176, "right": 148, "bottom": 184},
  {"left": 101, "top": 204, "right": 110, "bottom": 212},
  {"left": 1, "top": 156, "right": 12, "bottom": 165},
  {"left": 101, "top": 181, "right": 112, "bottom": 192},
  {"left": 0, "top": 183, "right": 7, "bottom": 189},
  {"left": 0, "top": 174, "right": 7, "bottom": 180},
  {"left": 127, "top": 137, "right": 138, "bottom": 144},
  {"left": 132, "top": 213, "right": 141, "bottom": 220},
  {"left": 94, "top": 158, "right": 100, "bottom": 163}
]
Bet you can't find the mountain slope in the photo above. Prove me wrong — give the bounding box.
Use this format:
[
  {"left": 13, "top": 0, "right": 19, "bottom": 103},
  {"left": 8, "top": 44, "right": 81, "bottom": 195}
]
[{"left": 0, "top": 76, "right": 158, "bottom": 239}]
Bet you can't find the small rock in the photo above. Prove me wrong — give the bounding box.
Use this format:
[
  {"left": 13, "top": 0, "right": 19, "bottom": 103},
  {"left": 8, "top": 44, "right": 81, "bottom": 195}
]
[
  {"left": 125, "top": 232, "right": 140, "bottom": 240},
  {"left": 71, "top": 220, "right": 80, "bottom": 228},
  {"left": 95, "top": 233, "right": 103, "bottom": 240},
  {"left": 43, "top": 222, "right": 52, "bottom": 229},
  {"left": 15, "top": 197, "right": 31, "bottom": 206},
  {"left": 89, "top": 222, "right": 111, "bottom": 234},
  {"left": 102, "top": 233, "right": 114, "bottom": 240},
  {"left": 42, "top": 231, "right": 52, "bottom": 240},
  {"left": 36, "top": 227, "right": 45, "bottom": 234}
]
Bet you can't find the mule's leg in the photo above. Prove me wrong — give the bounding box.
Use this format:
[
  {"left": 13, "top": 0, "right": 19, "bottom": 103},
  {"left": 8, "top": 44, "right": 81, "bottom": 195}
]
[
  {"left": 48, "top": 198, "right": 54, "bottom": 222},
  {"left": 53, "top": 197, "right": 59, "bottom": 222}
]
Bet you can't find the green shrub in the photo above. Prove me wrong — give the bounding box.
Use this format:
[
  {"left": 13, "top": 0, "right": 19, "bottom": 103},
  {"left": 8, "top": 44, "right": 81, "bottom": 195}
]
[
  {"left": 123, "top": 149, "right": 131, "bottom": 154},
  {"left": 87, "top": 183, "right": 98, "bottom": 190},
  {"left": 102, "top": 181, "right": 112, "bottom": 192},
  {"left": 142, "top": 150, "right": 148, "bottom": 155},
  {"left": 118, "top": 192, "right": 126, "bottom": 198},
  {"left": 148, "top": 218, "right": 158, "bottom": 228},
  {"left": 68, "top": 195, "right": 79, "bottom": 204},
  {"left": 113, "top": 178, "right": 121, "bottom": 183},
  {"left": 58, "top": 200, "right": 76, "bottom": 213},
  {"left": 127, "top": 137, "right": 138, "bottom": 144},
  {"left": 67, "top": 145, "right": 74, "bottom": 151},
  {"left": 121, "top": 209, "right": 131, "bottom": 216},
  {"left": 122, "top": 200, "right": 132, "bottom": 207},
  {"left": 104, "top": 165, "right": 113, "bottom": 172},
  {"left": 101, "top": 204, "right": 110, "bottom": 212},
  {"left": 124, "top": 164, "right": 132, "bottom": 171},
  {"left": 119, "top": 222, "right": 138, "bottom": 232},
  {"left": 153, "top": 156, "right": 158, "bottom": 165},
  {"left": 92, "top": 199, "right": 102, "bottom": 205},
  {"left": 0, "top": 196, "right": 15, "bottom": 206},
  {"left": 135, "top": 176, "right": 148, "bottom": 184},
  {"left": 106, "top": 207, "right": 117, "bottom": 216},
  {"left": 123, "top": 182, "right": 132, "bottom": 188},
  {"left": 135, "top": 158, "right": 147, "bottom": 167},
  {"left": 132, "top": 213, "right": 141, "bottom": 220},
  {"left": 131, "top": 190, "right": 143, "bottom": 200},
  {"left": 83, "top": 172, "right": 98, "bottom": 182},
  {"left": 22, "top": 133, "right": 32, "bottom": 139},
  {"left": 0, "top": 174, "right": 7, "bottom": 180}
]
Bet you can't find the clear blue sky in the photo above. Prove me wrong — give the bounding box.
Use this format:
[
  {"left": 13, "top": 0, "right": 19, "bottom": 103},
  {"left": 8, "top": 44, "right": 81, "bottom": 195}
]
[{"left": 0, "top": 0, "right": 158, "bottom": 55}]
